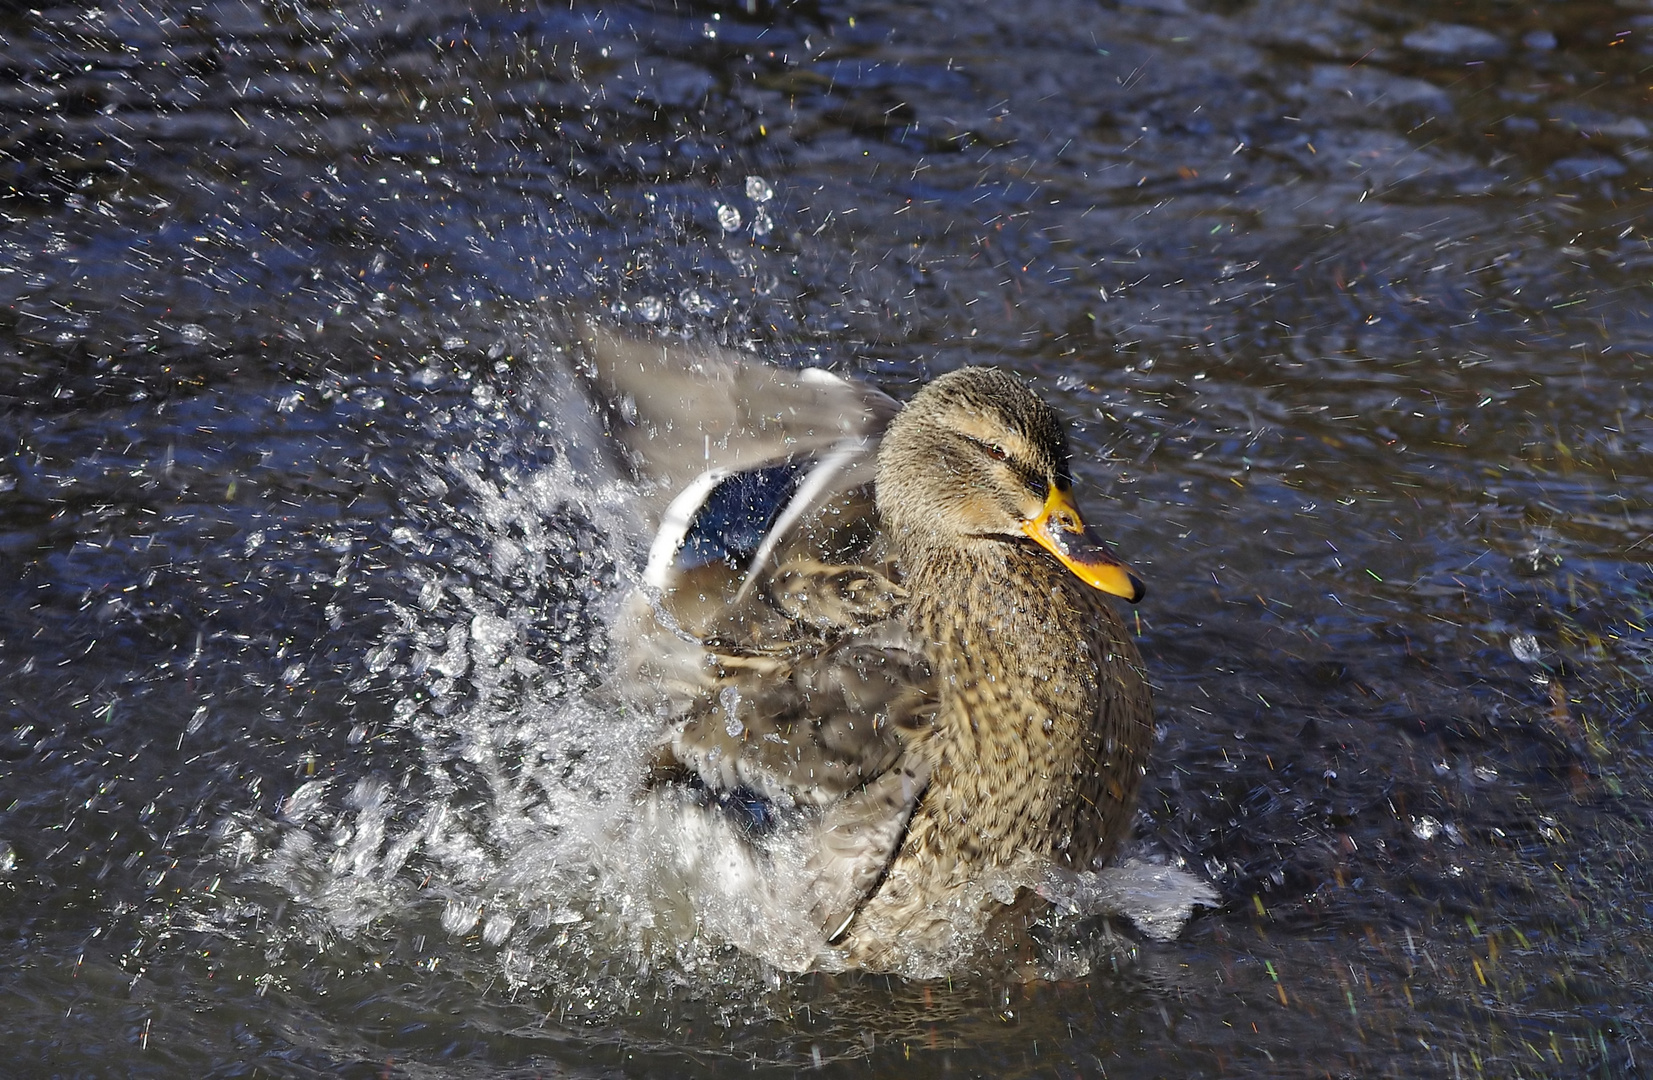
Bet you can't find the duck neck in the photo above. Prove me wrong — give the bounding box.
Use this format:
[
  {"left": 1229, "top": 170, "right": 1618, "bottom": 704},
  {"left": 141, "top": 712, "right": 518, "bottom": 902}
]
[
  {"left": 902, "top": 540, "right": 1090, "bottom": 676},
  {"left": 898, "top": 539, "right": 1119, "bottom": 869}
]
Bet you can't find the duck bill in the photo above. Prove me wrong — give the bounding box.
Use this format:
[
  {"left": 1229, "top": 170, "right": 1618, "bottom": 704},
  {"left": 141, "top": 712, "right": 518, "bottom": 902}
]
[{"left": 1022, "top": 488, "right": 1145, "bottom": 603}]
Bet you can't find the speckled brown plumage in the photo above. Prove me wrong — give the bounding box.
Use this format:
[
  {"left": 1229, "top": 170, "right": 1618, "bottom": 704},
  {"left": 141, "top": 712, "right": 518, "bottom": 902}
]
[
  {"left": 830, "top": 541, "right": 1151, "bottom": 963},
  {"left": 577, "top": 325, "right": 1153, "bottom": 972},
  {"left": 832, "top": 369, "right": 1152, "bottom": 966}
]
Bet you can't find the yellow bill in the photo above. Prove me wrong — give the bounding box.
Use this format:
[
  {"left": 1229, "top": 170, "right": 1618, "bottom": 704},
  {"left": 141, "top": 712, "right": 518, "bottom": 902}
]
[{"left": 1022, "top": 487, "right": 1145, "bottom": 603}]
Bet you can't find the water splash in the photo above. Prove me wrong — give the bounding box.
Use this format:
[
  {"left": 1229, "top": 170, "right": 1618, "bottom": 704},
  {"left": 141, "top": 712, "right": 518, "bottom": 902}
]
[{"left": 198, "top": 332, "right": 1215, "bottom": 1000}]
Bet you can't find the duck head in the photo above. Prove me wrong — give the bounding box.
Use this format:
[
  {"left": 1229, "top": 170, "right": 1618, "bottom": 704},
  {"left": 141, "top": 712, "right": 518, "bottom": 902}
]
[{"left": 874, "top": 367, "right": 1144, "bottom": 603}]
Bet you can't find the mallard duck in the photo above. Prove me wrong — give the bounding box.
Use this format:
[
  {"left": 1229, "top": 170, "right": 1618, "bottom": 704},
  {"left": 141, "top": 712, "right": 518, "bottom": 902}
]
[{"left": 570, "top": 324, "right": 1153, "bottom": 973}]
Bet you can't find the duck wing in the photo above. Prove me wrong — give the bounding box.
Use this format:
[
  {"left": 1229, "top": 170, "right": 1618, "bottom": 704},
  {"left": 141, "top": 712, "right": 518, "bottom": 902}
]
[
  {"left": 647, "top": 617, "right": 935, "bottom": 807},
  {"left": 568, "top": 320, "right": 898, "bottom": 518},
  {"left": 573, "top": 323, "right": 936, "bottom": 944},
  {"left": 644, "top": 560, "right": 939, "bottom": 941},
  {"left": 582, "top": 321, "right": 908, "bottom": 697}
]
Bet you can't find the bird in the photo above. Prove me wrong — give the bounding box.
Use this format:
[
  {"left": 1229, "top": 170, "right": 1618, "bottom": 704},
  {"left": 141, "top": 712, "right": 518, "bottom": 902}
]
[{"left": 567, "top": 322, "right": 1153, "bottom": 974}]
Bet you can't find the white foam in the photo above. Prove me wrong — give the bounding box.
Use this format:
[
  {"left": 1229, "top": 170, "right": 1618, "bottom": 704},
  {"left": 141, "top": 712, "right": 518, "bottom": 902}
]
[{"left": 1037, "top": 858, "right": 1222, "bottom": 942}]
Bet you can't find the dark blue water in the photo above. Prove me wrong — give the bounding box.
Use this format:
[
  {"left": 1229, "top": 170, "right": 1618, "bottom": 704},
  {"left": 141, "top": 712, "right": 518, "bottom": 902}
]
[{"left": 4, "top": 0, "right": 1652, "bottom": 1075}]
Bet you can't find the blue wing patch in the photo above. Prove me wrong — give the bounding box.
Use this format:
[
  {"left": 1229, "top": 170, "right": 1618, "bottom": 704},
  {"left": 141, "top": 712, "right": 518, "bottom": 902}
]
[{"left": 677, "top": 461, "right": 805, "bottom": 571}]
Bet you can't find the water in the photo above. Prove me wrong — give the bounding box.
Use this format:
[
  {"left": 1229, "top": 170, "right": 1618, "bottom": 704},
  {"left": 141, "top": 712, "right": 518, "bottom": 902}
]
[{"left": 3, "top": 0, "right": 1652, "bottom": 1074}]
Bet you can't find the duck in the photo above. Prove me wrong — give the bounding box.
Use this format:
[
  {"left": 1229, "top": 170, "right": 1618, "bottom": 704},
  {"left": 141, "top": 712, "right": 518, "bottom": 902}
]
[{"left": 567, "top": 322, "right": 1153, "bottom": 973}]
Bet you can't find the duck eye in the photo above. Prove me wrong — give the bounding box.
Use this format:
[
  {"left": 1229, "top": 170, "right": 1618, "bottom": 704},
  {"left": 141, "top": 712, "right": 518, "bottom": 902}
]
[{"left": 964, "top": 435, "right": 1011, "bottom": 463}]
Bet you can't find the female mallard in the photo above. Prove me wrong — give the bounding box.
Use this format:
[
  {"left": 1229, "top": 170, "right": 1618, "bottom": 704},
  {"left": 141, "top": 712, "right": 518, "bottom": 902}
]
[{"left": 572, "top": 324, "right": 1152, "bottom": 973}]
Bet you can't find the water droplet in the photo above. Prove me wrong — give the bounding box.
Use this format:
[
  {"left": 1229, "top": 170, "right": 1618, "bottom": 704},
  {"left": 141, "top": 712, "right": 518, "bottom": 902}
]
[
  {"left": 721, "top": 685, "right": 744, "bottom": 738},
  {"left": 679, "top": 289, "right": 717, "bottom": 316},
  {"left": 433, "top": 624, "right": 470, "bottom": 678},
  {"left": 1510, "top": 634, "right": 1541, "bottom": 663},
  {"left": 636, "top": 295, "right": 665, "bottom": 321},
  {"left": 441, "top": 899, "right": 481, "bottom": 936},
  {"left": 482, "top": 911, "right": 516, "bottom": 946},
  {"left": 470, "top": 613, "right": 514, "bottom": 662},
  {"left": 745, "top": 175, "right": 774, "bottom": 203},
  {"left": 419, "top": 580, "right": 443, "bottom": 611},
  {"left": 716, "top": 203, "right": 742, "bottom": 232}
]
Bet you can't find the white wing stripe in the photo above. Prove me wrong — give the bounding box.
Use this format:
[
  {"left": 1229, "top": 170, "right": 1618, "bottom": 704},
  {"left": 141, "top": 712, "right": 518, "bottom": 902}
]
[{"left": 643, "top": 466, "right": 734, "bottom": 589}]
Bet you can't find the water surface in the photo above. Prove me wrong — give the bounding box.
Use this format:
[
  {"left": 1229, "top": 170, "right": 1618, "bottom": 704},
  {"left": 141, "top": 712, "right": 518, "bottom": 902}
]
[{"left": 3, "top": 0, "right": 1652, "bottom": 1075}]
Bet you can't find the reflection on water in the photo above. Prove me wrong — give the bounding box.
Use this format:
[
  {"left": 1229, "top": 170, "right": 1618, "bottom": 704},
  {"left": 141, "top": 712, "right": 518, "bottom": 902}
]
[{"left": 2, "top": 0, "right": 1652, "bottom": 1074}]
